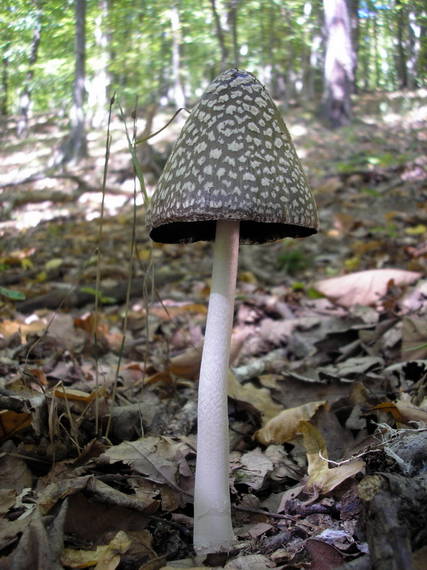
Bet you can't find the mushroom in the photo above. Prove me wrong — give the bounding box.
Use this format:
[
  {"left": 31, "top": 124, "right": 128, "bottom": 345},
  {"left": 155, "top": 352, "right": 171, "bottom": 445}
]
[{"left": 147, "top": 68, "right": 318, "bottom": 555}]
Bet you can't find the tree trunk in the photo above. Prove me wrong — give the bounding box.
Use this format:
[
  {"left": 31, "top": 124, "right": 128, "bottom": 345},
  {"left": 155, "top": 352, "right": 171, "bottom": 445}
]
[
  {"left": 88, "top": 0, "right": 111, "bottom": 128},
  {"left": 395, "top": 0, "right": 408, "bottom": 89},
  {"left": 418, "top": 17, "right": 427, "bottom": 86},
  {"left": 407, "top": 9, "right": 417, "bottom": 89},
  {"left": 209, "top": 0, "right": 229, "bottom": 69},
  {"left": 322, "top": 0, "right": 355, "bottom": 128},
  {"left": 169, "top": 1, "right": 186, "bottom": 109},
  {"left": 1, "top": 48, "right": 9, "bottom": 116},
  {"left": 373, "top": 13, "right": 380, "bottom": 88},
  {"left": 227, "top": 0, "right": 240, "bottom": 68},
  {"left": 301, "top": 1, "right": 323, "bottom": 103},
  {"left": 349, "top": 0, "right": 360, "bottom": 92},
  {"left": 16, "top": 0, "right": 42, "bottom": 138},
  {"left": 209, "top": 0, "right": 240, "bottom": 69},
  {"left": 64, "top": 0, "right": 88, "bottom": 163}
]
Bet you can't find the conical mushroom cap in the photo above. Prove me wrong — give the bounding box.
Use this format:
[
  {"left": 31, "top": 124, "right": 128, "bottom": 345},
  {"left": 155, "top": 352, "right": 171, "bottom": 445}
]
[{"left": 148, "top": 68, "right": 318, "bottom": 244}]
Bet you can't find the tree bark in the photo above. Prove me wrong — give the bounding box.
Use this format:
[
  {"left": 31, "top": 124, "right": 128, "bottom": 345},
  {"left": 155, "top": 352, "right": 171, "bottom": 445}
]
[
  {"left": 169, "top": 1, "right": 186, "bottom": 108},
  {"left": 210, "top": 0, "right": 229, "bottom": 69},
  {"left": 16, "top": 0, "right": 42, "bottom": 138},
  {"left": 322, "top": 0, "right": 355, "bottom": 128},
  {"left": 88, "top": 0, "right": 111, "bottom": 128},
  {"left": 348, "top": 0, "right": 360, "bottom": 92},
  {"left": 360, "top": 472, "right": 427, "bottom": 570},
  {"left": 62, "top": 0, "right": 88, "bottom": 164},
  {"left": 209, "top": 0, "right": 240, "bottom": 69},
  {"left": 1, "top": 47, "right": 9, "bottom": 116},
  {"left": 227, "top": 0, "right": 240, "bottom": 68},
  {"left": 395, "top": 0, "right": 408, "bottom": 89}
]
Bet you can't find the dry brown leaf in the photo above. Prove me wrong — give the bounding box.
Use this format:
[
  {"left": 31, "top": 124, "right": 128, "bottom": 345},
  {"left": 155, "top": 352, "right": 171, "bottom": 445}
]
[
  {"left": 61, "top": 531, "right": 131, "bottom": 569},
  {"left": 95, "top": 530, "right": 131, "bottom": 570},
  {"left": 299, "top": 421, "right": 365, "bottom": 494},
  {"left": 315, "top": 269, "right": 421, "bottom": 307},
  {"left": 145, "top": 328, "right": 251, "bottom": 384},
  {"left": 0, "top": 318, "right": 46, "bottom": 342},
  {"left": 149, "top": 302, "right": 207, "bottom": 320},
  {"left": 371, "top": 401, "right": 427, "bottom": 424},
  {"left": 228, "top": 371, "right": 283, "bottom": 422},
  {"left": 53, "top": 386, "right": 102, "bottom": 403},
  {"left": 401, "top": 315, "right": 427, "bottom": 360},
  {"left": 254, "top": 400, "right": 327, "bottom": 445},
  {"left": 395, "top": 402, "right": 427, "bottom": 423},
  {"left": 0, "top": 410, "right": 32, "bottom": 438}
]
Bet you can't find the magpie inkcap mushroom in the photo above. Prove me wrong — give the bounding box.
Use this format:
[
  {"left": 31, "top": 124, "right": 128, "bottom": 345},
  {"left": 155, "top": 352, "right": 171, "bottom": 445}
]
[{"left": 147, "top": 68, "right": 318, "bottom": 555}]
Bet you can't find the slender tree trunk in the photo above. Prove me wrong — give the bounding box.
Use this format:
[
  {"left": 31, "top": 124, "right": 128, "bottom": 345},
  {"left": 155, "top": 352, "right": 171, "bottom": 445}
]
[
  {"left": 301, "top": 1, "right": 323, "bottom": 103},
  {"left": 349, "top": 0, "right": 360, "bottom": 92},
  {"left": 373, "top": 14, "right": 380, "bottom": 88},
  {"left": 209, "top": 0, "right": 229, "bottom": 69},
  {"left": 407, "top": 9, "right": 417, "bottom": 89},
  {"left": 16, "top": 0, "right": 42, "bottom": 138},
  {"left": 169, "top": 1, "right": 185, "bottom": 108},
  {"left": 209, "top": 0, "right": 240, "bottom": 69},
  {"left": 395, "top": 0, "right": 408, "bottom": 89},
  {"left": 1, "top": 48, "right": 9, "bottom": 116},
  {"left": 66, "top": 0, "right": 88, "bottom": 163},
  {"left": 227, "top": 0, "right": 239, "bottom": 68},
  {"left": 88, "top": 0, "right": 111, "bottom": 128},
  {"left": 322, "top": 0, "right": 355, "bottom": 127},
  {"left": 417, "top": 11, "right": 427, "bottom": 85}
]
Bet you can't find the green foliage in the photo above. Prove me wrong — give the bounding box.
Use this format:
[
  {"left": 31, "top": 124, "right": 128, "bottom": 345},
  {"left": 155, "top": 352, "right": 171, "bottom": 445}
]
[
  {"left": 0, "top": 0, "right": 425, "bottom": 118},
  {"left": 0, "top": 286, "right": 26, "bottom": 301},
  {"left": 277, "top": 244, "right": 312, "bottom": 276},
  {"left": 80, "top": 286, "right": 116, "bottom": 305}
]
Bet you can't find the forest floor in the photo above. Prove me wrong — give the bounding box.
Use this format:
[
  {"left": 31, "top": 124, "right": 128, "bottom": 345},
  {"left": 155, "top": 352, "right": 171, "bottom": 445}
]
[{"left": 0, "top": 90, "right": 427, "bottom": 569}]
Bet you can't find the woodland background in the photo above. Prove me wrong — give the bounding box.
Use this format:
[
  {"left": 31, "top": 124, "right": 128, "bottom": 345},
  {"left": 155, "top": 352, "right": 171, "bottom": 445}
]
[{"left": 0, "top": 1, "right": 427, "bottom": 569}]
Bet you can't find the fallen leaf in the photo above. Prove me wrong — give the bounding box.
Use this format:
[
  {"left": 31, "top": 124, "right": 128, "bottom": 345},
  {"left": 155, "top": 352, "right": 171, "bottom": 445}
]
[
  {"left": 371, "top": 401, "right": 427, "bottom": 424},
  {"left": 53, "top": 386, "right": 102, "bottom": 403},
  {"left": 401, "top": 316, "right": 427, "bottom": 360},
  {"left": 315, "top": 269, "right": 421, "bottom": 307},
  {"left": 61, "top": 531, "right": 131, "bottom": 569},
  {"left": 254, "top": 401, "right": 327, "bottom": 445},
  {"left": 0, "top": 410, "right": 32, "bottom": 438},
  {"left": 95, "top": 530, "right": 131, "bottom": 570},
  {"left": 228, "top": 371, "right": 283, "bottom": 422},
  {"left": 299, "top": 421, "right": 365, "bottom": 494},
  {"left": 305, "top": 538, "right": 344, "bottom": 569},
  {"left": 100, "top": 436, "right": 193, "bottom": 497},
  {"left": 237, "top": 448, "right": 273, "bottom": 490},
  {"left": 145, "top": 328, "right": 251, "bottom": 384}
]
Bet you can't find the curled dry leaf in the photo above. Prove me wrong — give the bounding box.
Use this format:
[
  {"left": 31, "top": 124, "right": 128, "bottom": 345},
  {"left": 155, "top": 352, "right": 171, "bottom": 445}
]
[
  {"left": 228, "top": 370, "right": 283, "bottom": 422},
  {"left": 0, "top": 410, "right": 32, "bottom": 438},
  {"left": 61, "top": 530, "right": 132, "bottom": 569},
  {"left": 401, "top": 315, "right": 427, "bottom": 360},
  {"left": 315, "top": 269, "right": 421, "bottom": 308},
  {"left": 254, "top": 400, "right": 327, "bottom": 445},
  {"left": 299, "top": 421, "right": 365, "bottom": 494},
  {"left": 371, "top": 401, "right": 427, "bottom": 424},
  {"left": 145, "top": 328, "right": 252, "bottom": 384}
]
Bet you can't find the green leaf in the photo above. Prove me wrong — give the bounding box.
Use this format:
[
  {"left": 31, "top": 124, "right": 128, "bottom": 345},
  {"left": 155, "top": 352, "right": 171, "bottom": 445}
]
[
  {"left": 80, "top": 287, "right": 116, "bottom": 305},
  {"left": 0, "top": 286, "right": 26, "bottom": 301}
]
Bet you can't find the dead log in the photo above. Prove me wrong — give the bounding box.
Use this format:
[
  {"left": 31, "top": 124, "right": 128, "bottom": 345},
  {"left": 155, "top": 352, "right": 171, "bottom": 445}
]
[
  {"left": 358, "top": 430, "right": 427, "bottom": 570},
  {"left": 15, "top": 271, "right": 182, "bottom": 314}
]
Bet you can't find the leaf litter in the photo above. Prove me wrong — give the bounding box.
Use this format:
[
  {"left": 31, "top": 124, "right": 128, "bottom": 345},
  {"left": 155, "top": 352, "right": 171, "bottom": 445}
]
[{"left": 0, "top": 94, "right": 427, "bottom": 568}]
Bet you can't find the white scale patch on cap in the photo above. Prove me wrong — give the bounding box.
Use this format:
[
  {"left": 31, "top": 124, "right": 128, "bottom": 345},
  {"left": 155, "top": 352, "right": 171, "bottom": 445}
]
[{"left": 148, "top": 68, "right": 318, "bottom": 243}]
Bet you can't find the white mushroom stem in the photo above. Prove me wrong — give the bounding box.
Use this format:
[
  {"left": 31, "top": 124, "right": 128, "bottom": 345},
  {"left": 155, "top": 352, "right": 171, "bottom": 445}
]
[{"left": 193, "top": 219, "right": 240, "bottom": 554}]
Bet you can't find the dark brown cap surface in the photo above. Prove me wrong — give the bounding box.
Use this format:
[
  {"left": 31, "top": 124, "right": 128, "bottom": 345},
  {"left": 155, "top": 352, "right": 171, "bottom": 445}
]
[{"left": 148, "top": 69, "right": 318, "bottom": 244}]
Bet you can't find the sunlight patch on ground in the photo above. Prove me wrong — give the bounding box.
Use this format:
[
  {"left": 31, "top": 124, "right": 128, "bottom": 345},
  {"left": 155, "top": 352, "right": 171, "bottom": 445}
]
[
  {"left": 77, "top": 192, "right": 141, "bottom": 220},
  {"left": 13, "top": 203, "right": 72, "bottom": 230}
]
